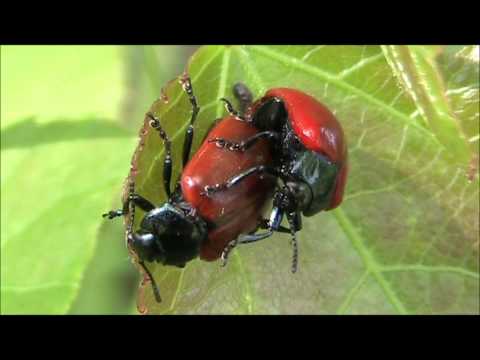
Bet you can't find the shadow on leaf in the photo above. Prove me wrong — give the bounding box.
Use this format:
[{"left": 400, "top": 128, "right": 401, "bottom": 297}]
[{"left": 1, "top": 117, "right": 134, "bottom": 150}]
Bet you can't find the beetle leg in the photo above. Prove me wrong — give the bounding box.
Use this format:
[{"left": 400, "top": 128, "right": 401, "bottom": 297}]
[
  {"left": 201, "top": 165, "right": 280, "bottom": 197},
  {"left": 179, "top": 73, "right": 200, "bottom": 167},
  {"left": 236, "top": 206, "right": 284, "bottom": 243},
  {"left": 240, "top": 207, "right": 300, "bottom": 273},
  {"left": 102, "top": 209, "right": 125, "bottom": 219},
  {"left": 220, "top": 238, "right": 239, "bottom": 267},
  {"left": 258, "top": 218, "right": 291, "bottom": 234},
  {"left": 146, "top": 112, "right": 172, "bottom": 198},
  {"left": 237, "top": 230, "right": 274, "bottom": 244},
  {"left": 128, "top": 194, "right": 156, "bottom": 213},
  {"left": 220, "top": 230, "right": 273, "bottom": 267},
  {"left": 102, "top": 194, "right": 156, "bottom": 219},
  {"left": 219, "top": 97, "right": 245, "bottom": 120},
  {"left": 103, "top": 181, "right": 134, "bottom": 220},
  {"left": 103, "top": 180, "right": 162, "bottom": 304},
  {"left": 208, "top": 131, "right": 280, "bottom": 152},
  {"left": 220, "top": 208, "right": 286, "bottom": 266}
]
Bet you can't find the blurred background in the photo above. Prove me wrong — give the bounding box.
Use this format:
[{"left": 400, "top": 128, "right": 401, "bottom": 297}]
[{"left": 2, "top": 46, "right": 199, "bottom": 314}]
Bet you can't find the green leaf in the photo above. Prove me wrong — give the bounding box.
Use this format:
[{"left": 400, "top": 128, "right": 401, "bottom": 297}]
[
  {"left": 68, "top": 220, "right": 139, "bottom": 315},
  {"left": 381, "top": 45, "right": 473, "bottom": 165},
  {"left": 0, "top": 118, "right": 135, "bottom": 314},
  {"left": 436, "top": 46, "right": 479, "bottom": 159},
  {"left": 125, "top": 45, "right": 479, "bottom": 314},
  {"left": 67, "top": 46, "right": 193, "bottom": 315},
  {"left": 1, "top": 46, "right": 124, "bottom": 129},
  {"left": 120, "top": 46, "right": 196, "bottom": 130},
  {"left": 1, "top": 46, "right": 135, "bottom": 314}
]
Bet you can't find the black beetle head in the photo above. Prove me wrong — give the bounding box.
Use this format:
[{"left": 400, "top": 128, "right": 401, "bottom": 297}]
[
  {"left": 130, "top": 203, "right": 207, "bottom": 268},
  {"left": 251, "top": 97, "right": 287, "bottom": 132},
  {"left": 285, "top": 181, "right": 313, "bottom": 211}
]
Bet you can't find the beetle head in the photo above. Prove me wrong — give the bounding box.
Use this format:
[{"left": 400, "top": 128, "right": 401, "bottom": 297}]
[{"left": 130, "top": 203, "right": 207, "bottom": 268}]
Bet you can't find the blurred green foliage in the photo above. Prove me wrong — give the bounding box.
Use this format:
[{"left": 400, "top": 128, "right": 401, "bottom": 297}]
[{"left": 1, "top": 45, "right": 195, "bottom": 314}]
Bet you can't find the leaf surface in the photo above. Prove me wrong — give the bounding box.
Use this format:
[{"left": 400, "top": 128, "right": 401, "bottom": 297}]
[
  {"left": 126, "top": 45, "right": 479, "bottom": 314},
  {"left": 1, "top": 46, "right": 134, "bottom": 314}
]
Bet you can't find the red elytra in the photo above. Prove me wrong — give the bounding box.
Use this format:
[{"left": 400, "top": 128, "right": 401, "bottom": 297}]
[
  {"left": 181, "top": 116, "right": 275, "bottom": 261},
  {"left": 264, "top": 88, "right": 347, "bottom": 163},
  {"left": 261, "top": 88, "right": 348, "bottom": 210}
]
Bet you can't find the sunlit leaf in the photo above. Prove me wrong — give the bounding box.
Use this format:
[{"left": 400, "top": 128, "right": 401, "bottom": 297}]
[
  {"left": 125, "top": 45, "right": 479, "bottom": 314},
  {"left": 1, "top": 46, "right": 135, "bottom": 314},
  {"left": 381, "top": 45, "right": 473, "bottom": 165}
]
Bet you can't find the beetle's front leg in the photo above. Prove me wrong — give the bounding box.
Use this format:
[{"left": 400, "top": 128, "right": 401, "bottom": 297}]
[
  {"left": 201, "top": 165, "right": 280, "bottom": 197},
  {"left": 102, "top": 194, "right": 156, "bottom": 219},
  {"left": 102, "top": 209, "right": 125, "bottom": 219},
  {"left": 208, "top": 131, "right": 280, "bottom": 152},
  {"left": 257, "top": 218, "right": 291, "bottom": 234}
]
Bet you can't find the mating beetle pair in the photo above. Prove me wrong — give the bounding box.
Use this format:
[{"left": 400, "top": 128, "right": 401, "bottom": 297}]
[{"left": 103, "top": 74, "right": 348, "bottom": 302}]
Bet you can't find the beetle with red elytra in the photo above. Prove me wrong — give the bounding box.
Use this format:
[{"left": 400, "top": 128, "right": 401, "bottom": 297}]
[
  {"left": 204, "top": 85, "right": 348, "bottom": 271},
  {"left": 103, "top": 74, "right": 348, "bottom": 302},
  {"left": 103, "top": 74, "right": 276, "bottom": 302}
]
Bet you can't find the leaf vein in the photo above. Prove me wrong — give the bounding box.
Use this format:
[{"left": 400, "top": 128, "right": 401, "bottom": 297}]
[
  {"left": 169, "top": 269, "right": 186, "bottom": 313},
  {"left": 380, "top": 265, "right": 479, "bottom": 279},
  {"left": 249, "top": 45, "right": 442, "bottom": 148},
  {"left": 337, "top": 52, "right": 384, "bottom": 79},
  {"left": 236, "top": 46, "right": 266, "bottom": 93},
  {"left": 301, "top": 45, "right": 326, "bottom": 61},
  {"left": 333, "top": 208, "right": 408, "bottom": 314},
  {"left": 1, "top": 282, "right": 79, "bottom": 293},
  {"left": 336, "top": 271, "right": 369, "bottom": 314},
  {"left": 233, "top": 251, "right": 254, "bottom": 314},
  {"left": 216, "top": 48, "right": 232, "bottom": 118}
]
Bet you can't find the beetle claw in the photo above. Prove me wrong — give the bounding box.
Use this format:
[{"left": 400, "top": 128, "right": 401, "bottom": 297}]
[
  {"left": 102, "top": 210, "right": 123, "bottom": 219},
  {"left": 220, "top": 239, "right": 238, "bottom": 267}
]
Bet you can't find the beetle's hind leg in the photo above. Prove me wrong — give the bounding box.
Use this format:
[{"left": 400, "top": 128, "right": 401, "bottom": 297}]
[
  {"left": 258, "top": 218, "right": 291, "bottom": 234},
  {"left": 220, "top": 238, "right": 239, "bottom": 267},
  {"left": 220, "top": 217, "right": 282, "bottom": 268},
  {"left": 208, "top": 131, "right": 280, "bottom": 152},
  {"left": 179, "top": 73, "right": 200, "bottom": 167},
  {"left": 220, "top": 229, "right": 275, "bottom": 268},
  {"left": 201, "top": 165, "right": 279, "bottom": 197}
]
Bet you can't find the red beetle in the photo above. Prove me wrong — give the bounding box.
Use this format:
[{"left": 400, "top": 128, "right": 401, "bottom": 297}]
[
  {"left": 182, "top": 115, "right": 274, "bottom": 261},
  {"left": 204, "top": 85, "right": 348, "bottom": 273},
  {"left": 103, "top": 76, "right": 275, "bottom": 302}
]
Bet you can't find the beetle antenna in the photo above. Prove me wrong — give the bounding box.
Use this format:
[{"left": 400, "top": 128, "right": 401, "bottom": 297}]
[
  {"left": 287, "top": 215, "right": 298, "bottom": 274},
  {"left": 138, "top": 261, "right": 162, "bottom": 303},
  {"left": 124, "top": 180, "right": 161, "bottom": 303}
]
